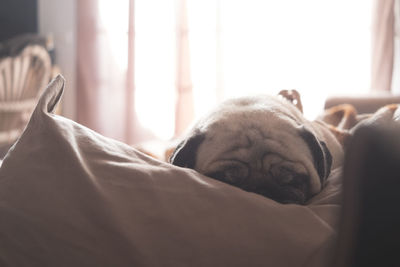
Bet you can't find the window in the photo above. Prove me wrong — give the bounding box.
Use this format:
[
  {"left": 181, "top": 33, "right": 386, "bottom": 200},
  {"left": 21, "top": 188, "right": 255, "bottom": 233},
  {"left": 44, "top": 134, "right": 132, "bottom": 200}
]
[{"left": 99, "top": 0, "right": 373, "bottom": 140}]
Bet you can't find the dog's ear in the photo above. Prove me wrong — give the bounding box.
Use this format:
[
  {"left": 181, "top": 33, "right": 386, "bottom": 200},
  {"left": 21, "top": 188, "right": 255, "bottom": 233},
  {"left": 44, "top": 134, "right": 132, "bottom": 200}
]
[
  {"left": 278, "top": 89, "right": 303, "bottom": 113},
  {"left": 299, "top": 126, "right": 333, "bottom": 183},
  {"left": 169, "top": 132, "right": 205, "bottom": 168}
]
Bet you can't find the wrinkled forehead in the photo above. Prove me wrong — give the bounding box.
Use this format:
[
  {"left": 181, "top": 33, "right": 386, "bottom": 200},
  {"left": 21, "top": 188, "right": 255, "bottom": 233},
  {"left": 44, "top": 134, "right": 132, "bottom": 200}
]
[
  {"left": 199, "top": 99, "right": 302, "bottom": 131},
  {"left": 217, "top": 112, "right": 297, "bottom": 132},
  {"left": 194, "top": 112, "right": 308, "bottom": 171}
]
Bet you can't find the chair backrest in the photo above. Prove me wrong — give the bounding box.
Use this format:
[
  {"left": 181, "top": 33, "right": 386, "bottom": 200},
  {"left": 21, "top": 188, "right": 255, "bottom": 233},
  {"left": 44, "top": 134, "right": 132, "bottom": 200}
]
[
  {"left": 333, "top": 123, "right": 400, "bottom": 267},
  {"left": 0, "top": 44, "right": 51, "bottom": 144}
]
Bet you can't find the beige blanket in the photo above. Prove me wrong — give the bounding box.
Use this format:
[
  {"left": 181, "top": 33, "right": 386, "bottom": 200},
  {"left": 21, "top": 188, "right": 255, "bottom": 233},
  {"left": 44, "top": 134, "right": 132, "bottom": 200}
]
[{"left": 0, "top": 76, "right": 350, "bottom": 267}]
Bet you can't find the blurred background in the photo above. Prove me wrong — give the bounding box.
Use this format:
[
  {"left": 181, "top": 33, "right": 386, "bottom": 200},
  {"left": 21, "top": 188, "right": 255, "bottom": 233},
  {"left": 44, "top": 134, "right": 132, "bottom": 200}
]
[{"left": 0, "top": 0, "right": 398, "bottom": 146}]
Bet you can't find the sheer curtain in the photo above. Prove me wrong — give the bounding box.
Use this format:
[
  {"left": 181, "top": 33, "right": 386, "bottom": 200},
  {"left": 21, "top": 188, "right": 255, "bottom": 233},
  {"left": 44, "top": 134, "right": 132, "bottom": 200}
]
[
  {"left": 77, "top": 0, "right": 195, "bottom": 143},
  {"left": 371, "top": 0, "right": 395, "bottom": 92},
  {"left": 77, "top": 0, "right": 394, "bottom": 144},
  {"left": 77, "top": 0, "right": 154, "bottom": 144},
  {"left": 77, "top": 0, "right": 131, "bottom": 142}
]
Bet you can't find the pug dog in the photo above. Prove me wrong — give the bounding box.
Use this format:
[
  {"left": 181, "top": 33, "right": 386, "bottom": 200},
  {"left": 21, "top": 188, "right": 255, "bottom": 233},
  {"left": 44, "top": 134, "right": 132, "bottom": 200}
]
[{"left": 169, "top": 91, "right": 344, "bottom": 204}]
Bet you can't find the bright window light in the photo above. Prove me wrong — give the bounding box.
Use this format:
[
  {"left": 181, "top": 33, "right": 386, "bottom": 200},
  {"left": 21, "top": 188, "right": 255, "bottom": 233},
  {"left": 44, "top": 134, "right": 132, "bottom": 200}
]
[
  {"left": 188, "top": 0, "right": 373, "bottom": 119},
  {"left": 135, "top": 0, "right": 177, "bottom": 140},
  {"left": 100, "top": 0, "right": 373, "bottom": 140}
]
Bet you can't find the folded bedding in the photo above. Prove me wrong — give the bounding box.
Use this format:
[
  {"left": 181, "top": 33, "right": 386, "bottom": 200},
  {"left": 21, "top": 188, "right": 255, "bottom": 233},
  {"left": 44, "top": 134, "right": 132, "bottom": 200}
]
[{"left": 0, "top": 76, "right": 344, "bottom": 266}]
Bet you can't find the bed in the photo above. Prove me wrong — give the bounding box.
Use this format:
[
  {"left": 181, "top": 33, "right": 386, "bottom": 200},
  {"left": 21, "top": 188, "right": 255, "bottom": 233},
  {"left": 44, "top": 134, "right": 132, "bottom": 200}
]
[{"left": 0, "top": 75, "right": 399, "bottom": 267}]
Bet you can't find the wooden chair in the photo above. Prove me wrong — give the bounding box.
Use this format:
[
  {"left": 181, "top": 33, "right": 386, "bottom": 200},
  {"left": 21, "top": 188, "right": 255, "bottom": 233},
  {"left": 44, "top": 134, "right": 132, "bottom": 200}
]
[{"left": 0, "top": 44, "right": 51, "bottom": 145}]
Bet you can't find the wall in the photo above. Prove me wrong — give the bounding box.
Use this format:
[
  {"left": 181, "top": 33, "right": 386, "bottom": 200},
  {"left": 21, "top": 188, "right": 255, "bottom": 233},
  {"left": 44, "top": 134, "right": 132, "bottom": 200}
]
[
  {"left": 0, "top": 0, "right": 38, "bottom": 41},
  {"left": 38, "top": 0, "right": 77, "bottom": 120}
]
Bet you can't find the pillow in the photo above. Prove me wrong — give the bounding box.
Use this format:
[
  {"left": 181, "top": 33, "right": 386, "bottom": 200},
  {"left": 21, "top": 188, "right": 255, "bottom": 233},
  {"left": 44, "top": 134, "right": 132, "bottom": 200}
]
[{"left": 0, "top": 75, "right": 341, "bottom": 267}]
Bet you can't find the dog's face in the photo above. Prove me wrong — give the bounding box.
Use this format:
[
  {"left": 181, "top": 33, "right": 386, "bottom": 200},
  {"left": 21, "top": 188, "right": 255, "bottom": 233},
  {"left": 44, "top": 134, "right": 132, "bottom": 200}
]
[{"left": 170, "top": 95, "right": 332, "bottom": 204}]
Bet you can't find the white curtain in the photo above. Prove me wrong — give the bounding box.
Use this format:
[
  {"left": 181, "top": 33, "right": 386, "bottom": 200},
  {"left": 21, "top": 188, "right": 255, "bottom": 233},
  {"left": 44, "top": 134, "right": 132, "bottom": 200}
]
[
  {"left": 371, "top": 0, "right": 395, "bottom": 92},
  {"left": 78, "top": 0, "right": 377, "bottom": 144}
]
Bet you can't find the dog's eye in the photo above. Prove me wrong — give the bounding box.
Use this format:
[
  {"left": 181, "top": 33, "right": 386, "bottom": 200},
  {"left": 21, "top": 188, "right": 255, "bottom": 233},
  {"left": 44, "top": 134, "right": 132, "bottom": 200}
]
[
  {"left": 291, "top": 174, "right": 308, "bottom": 187},
  {"left": 207, "top": 162, "right": 249, "bottom": 185},
  {"left": 206, "top": 171, "right": 225, "bottom": 181},
  {"left": 223, "top": 165, "right": 249, "bottom": 184}
]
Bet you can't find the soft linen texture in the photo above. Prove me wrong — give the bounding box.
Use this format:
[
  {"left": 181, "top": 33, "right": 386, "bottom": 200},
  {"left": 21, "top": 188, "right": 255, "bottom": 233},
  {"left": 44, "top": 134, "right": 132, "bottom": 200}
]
[{"left": 0, "top": 75, "right": 341, "bottom": 267}]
